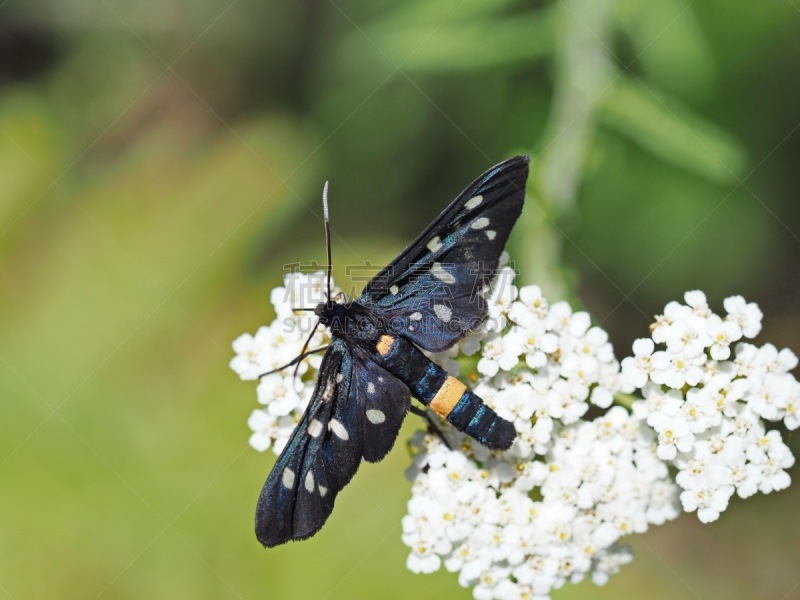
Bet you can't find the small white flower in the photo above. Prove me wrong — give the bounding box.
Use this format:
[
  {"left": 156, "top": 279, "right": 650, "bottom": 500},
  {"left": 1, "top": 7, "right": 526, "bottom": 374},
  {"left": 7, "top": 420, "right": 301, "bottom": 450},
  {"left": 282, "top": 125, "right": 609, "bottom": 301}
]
[
  {"left": 485, "top": 267, "right": 518, "bottom": 332},
  {"left": 405, "top": 534, "right": 444, "bottom": 574},
  {"left": 621, "top": 338, "right": 668, "bottom": 388},
  {"left": 650, "top": 413, "right": 694, "bottom": 460},
  {"left": 685, "top": 290, "right": 711, "bottom": 318},
  {"left": 730, "top": 460, "right": 761, "bottom": 499},
  {"left": 509, "top": 285, "right": 548, "bottom": 326},
  {"left": 247, "top": 409, "right": 277, "bottom": 452},
  {"left": 507, "top": 322, "right": 559, "bottom": 369},
  {"left": 680, "top": 387, "right": 721, "bottom": 433},
  {"left": 723, "top": 295, "right": 763, "bottom": 338},
  {"left": 477, "top": 334, "right": 521, "bottom": 377},
  {"left": 650, "top": 350, "right": 705, "bottom": 390},
  {"left": 706, "top": 315, "right": 742, "bottom": 360},
  {"left": 679, "top": 485, "right": 734, "bottom": 523},
  {"left": 230, "top": 328, "right": 271, "bottom": 380},
  {"left": 255, "top": 374, "right": 299, "bottom": 413}
]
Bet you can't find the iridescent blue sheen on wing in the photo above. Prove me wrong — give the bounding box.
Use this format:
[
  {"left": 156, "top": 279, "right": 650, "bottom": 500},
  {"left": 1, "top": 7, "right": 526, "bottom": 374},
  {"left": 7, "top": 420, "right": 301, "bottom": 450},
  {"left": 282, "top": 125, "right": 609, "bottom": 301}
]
[{"left": 358, "top": 156, "right": 529, "bottom": 351}]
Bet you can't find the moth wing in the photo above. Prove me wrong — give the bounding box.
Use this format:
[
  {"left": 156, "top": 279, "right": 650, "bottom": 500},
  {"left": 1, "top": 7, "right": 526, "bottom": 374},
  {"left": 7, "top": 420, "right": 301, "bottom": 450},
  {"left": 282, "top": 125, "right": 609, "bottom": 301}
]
[
  {"left": 255, "top": 340, "right": 351, "bottom": 547},
  {"left": 351, "top": 348, "right": 410, "bottom": 463},
  {"left": 357, "top": 156, "right": 528, "bottom": 351},
  {"left": 255, "top": 340, "right": 411, "bottom": 547}
]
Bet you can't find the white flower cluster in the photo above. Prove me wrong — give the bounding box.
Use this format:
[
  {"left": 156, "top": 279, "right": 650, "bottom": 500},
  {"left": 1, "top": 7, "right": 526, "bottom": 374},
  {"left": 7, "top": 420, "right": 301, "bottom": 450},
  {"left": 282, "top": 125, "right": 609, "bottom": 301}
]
[
  {"left": 623, "top": 291, "right": 798, "bottom": 523},
  {"left": 403, "top": 267, "right": 681, "bottom": 599},
  {"left": 230, "top": 272, "right": 334, "bottom": 454},
  {"left": 403, "top": 408, "right": 677, "bottom": 599},
  {"left": 231, "top": 269, "right": 798, "bottom": 600}
]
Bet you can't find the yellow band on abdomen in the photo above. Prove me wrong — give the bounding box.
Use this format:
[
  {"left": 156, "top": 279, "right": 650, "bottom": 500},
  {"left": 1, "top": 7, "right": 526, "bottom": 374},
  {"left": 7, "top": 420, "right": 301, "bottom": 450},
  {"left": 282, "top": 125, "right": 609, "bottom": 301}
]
[{"left": 429, "top": 376, "right": 466, "bottom": 419}]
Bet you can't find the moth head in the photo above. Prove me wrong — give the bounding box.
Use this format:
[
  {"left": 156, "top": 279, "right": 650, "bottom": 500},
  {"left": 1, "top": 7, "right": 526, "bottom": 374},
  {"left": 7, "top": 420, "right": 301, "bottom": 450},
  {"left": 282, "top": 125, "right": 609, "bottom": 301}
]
[{"left": 314, "top": 294, "right": 345, "bottom": 326}]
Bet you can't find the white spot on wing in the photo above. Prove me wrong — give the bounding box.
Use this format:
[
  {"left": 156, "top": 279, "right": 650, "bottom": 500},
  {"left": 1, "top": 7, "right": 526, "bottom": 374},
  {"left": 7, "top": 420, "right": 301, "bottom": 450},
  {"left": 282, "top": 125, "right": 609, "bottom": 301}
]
[
  {"left": 336, "top": 373, "right": 343, "bottom": 383},
  {"left": 390, "top": 284, "right": 399, "bottom": 295},
  {"left": 329, "top": 419, "right": 349, "bottom": 440},
  {"left": 431, "top": 262, "right": 456, "bottom": 284},
  {"left": 426, "top": 236, "right": 443, "bottom": 253},
  {"left": 366, "top": 409, "right": 386, "bottom": 424},
  {"left": 367, "top": 382, "right": 376, "bottom": 394},
  {"left": 282, "top": 468, "right": 295, "bottom": 489},
  {"left": 319, "top": 485, "right": 328, "bottom": 497},
  {"left": 409, "top": 312, "right": 422, "bottom": 321},
  {"left": 304, "top": 470, "right": 315, "bottom": 492},
  {"left": 434, "top": 304, "right": 452, "bottom": 323},
  {"left": 485, "top": 230, "right": 496, "bottom": 240},
  {"left": 323, "top": 380, "right": 335, "bottom": 401},
  {"left": 308, "top": 419, "right": 323, "bottom": 438},
  {"left": 471, "top": 217, "right": 490, "bottom": 230},
  {"left": 465, "top": 195, "right": 483, "bottom": 209}
]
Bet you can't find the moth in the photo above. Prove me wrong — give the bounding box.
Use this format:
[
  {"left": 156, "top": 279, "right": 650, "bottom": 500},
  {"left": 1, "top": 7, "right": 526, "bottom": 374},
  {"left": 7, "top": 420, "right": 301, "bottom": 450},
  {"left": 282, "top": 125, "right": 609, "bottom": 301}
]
[{"left": 256, "top": 156, "right": 529, "bottom": 547}]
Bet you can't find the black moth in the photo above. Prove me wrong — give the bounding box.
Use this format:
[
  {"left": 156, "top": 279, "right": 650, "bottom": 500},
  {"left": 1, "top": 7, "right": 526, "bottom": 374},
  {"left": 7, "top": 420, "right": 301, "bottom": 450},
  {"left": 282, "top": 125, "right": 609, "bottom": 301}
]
[{"left": 256, "top": 156, "right": 529, "bottom": 547}]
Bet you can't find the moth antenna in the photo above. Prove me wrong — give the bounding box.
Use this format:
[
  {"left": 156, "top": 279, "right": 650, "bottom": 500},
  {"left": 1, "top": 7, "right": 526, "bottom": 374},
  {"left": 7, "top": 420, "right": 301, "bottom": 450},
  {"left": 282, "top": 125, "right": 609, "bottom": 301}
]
[
  {"left": 322, "top": 181, "right": 332, "bottom": 302},
  {"left": 293, "top": 320, "right": 321, "bottom": 381}
]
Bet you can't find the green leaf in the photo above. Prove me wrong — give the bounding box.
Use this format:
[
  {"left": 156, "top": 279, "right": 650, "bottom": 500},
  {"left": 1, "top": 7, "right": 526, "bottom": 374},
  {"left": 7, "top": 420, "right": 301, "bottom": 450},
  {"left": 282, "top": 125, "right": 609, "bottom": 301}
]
[
  {"left": 617, "top": 0, "right": 716, "bottom": 99},
  {"left": 599, "top": 77, "right": 748, "bottom": 184},
  {"left": 334, "top": 11, "right": 554, "bottom": 75}
]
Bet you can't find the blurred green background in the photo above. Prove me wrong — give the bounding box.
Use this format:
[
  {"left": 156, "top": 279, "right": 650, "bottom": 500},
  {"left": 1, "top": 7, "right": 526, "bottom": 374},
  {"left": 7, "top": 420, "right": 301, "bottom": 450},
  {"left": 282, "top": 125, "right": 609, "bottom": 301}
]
[{"left": 1, "top": 1, "right": 798, "bottom": 598}]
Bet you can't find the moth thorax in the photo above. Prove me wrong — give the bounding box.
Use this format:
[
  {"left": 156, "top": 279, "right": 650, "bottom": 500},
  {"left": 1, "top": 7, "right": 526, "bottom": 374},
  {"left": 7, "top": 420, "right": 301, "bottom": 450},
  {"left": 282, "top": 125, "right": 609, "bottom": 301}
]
[
  {"left": 315, "top": 301, "right": 342, "bottom": 325},
  {"left": 314, "top": 296, "right": 356, "bottom": 330}
]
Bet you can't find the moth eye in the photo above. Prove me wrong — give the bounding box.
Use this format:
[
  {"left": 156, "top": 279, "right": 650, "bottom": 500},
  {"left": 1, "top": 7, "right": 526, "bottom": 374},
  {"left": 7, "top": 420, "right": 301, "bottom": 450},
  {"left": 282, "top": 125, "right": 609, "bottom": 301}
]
[{"left": 366, "top": 409, "right": 386, "bottom": 424}]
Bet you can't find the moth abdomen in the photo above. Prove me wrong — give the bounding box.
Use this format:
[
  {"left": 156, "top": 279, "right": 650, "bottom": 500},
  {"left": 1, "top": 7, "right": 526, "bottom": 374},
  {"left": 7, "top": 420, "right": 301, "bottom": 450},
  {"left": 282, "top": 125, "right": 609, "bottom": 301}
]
[
  {"left": 442, "top": 389, "right": 515, "bottom": 450},
  {"left": 376, "top": 334, "right": 515, "bottom": 451}
]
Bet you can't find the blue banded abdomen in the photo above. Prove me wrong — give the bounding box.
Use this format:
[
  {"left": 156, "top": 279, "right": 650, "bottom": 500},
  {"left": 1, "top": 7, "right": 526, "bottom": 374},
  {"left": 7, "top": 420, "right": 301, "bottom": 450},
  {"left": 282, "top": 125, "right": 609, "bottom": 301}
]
[{"left": 373, "top": 333, "right": 515, "bottom": 450}]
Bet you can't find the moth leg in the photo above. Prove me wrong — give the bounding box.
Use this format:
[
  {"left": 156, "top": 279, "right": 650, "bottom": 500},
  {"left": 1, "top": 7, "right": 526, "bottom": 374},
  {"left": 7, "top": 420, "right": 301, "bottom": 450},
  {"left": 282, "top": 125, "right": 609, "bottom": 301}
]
[
  {"left": 258, "top": 345, "right": 328, "bottom": 378},
  {"left": 409, "top": 405, "right": 453, "bottom": 450}
]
